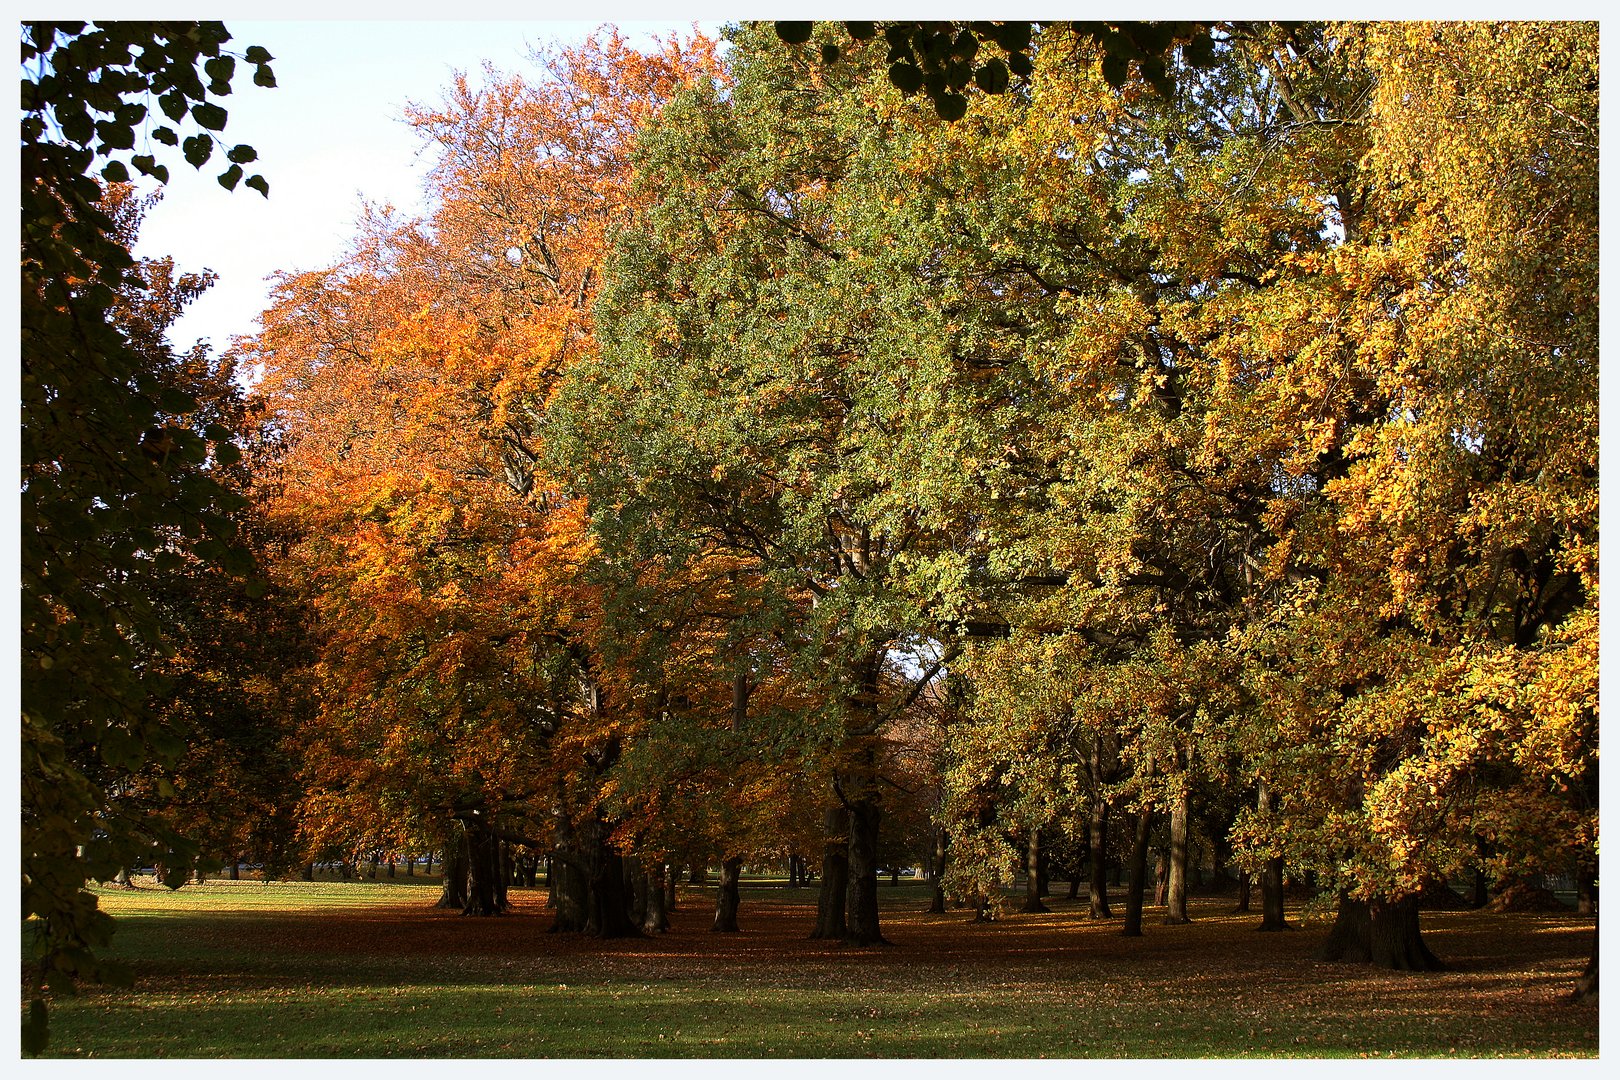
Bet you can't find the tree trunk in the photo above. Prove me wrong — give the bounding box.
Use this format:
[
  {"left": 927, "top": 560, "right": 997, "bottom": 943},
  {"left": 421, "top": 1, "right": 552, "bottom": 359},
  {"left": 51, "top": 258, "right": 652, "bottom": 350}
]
[
  {"left": 437, "top": 825, "right": 469, "bottom": 911},
  {"left": 1088, "top": 798, "right": 1112, "bottom": 919},
  {"left": 1164, "top": 790, "right": 1190, "bottom": 924},
  {"left": 1571, "top": 924, "right": 1597, "bottom": 1000},
  {"left": 688, "top": 861, "right": 708, "bottom": 886},
  {"left": 928, "top": 828, "right": 948, "bottom": 914},
  {"left": 582, "top": 820, "right": 639, "bottom": 938},
  {"left": 664, "top": 862, "right": 678, "bottom": 913},
  {"left": 461, "top": 824, "right": 504, "bottom": 916},
  {"left": 844, "top": 796, "right": 886, "bottom": 945},
  {"left": 1154, "top": 848, "right": 1170, "bottom": 907},
  {"left": 228, "top": 857, "right": 240, "bottom": 881},
  {"left": 405, "top": 853, "right": 414, "bottom": 878},
  {"left": 1577, "top": 867, "right": 1597, "bottom": 915},
  {"left": 811, "top": 806, "right": 849, "bottom": 939},
  {"left": 643, "top": 863, "right": 669, "bottom": 933},
  {"left": 712, "top": 855, "right": 743, "bottom": 932},
  {"left": 1234, "top": 873, "right": 1252, "bottom": 913},
  {"left": 302, "top": 862, "right": 315, "bottom": 882},
  {"left": 1259, "top": 856, "right": 1288, "bottom": 931},
  {"left": 1021, "top": 829, "right": 1049, "bottom": 913},
  {"left": 1121, "top": 804, "right": 1153, "bottom": 937},
  {"left": 1316, "top": 892, "right": 1443, "bottom": 970}
]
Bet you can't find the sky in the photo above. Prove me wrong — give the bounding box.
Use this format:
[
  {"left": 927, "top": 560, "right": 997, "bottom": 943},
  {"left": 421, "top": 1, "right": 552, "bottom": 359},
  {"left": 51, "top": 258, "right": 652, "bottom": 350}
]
[{"left": 130, "top": 15, "right": 726, "bottom": 353}]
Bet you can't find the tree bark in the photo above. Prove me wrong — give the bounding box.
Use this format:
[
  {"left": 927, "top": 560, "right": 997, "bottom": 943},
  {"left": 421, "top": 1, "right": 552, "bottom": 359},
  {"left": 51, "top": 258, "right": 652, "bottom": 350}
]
[
  {"left": 1121, "top": 804, "right": 1153, "bottom": 937},
  {"left": 1234, "top": 873, "right": 1252, "bottom": 913},
  {"left": 1316, "top": 892, "right": 1443, "bottom": 970},
  {"left": 643, "top": 863, "right": 669, "bottom": 933},
  {"left": 461, "top": 822, "right": 505, "bottom": 916},
  {"left": 581, "top": 820, "right": 639, "bottom": 938},
  {"left": 927, "top": 828, "right": 948, "bottom": 914},
  {"left": 1088, "top": 797, "right": 1112, "bottom": 919},
  {"left": 1164, "top": 789, "right": 1191, "bottom": 924},
  {"left": 1571, "top": 924, "right": 1597, "bottom": 1000},
  {"left": 1021, "top": 829, "right": 1049, "bottom": 913},
  {"left": 811, "top": 806, "right": 849, "bottom": 939},
  {"left": 1577, "top": 867, "right": 1597, "bottom": 915},
  {"left": 1259, "top": 856, "right": 1288, "bottom": 931},
  {"left": 844, "top": 795, "right": 887, "bottom": 945},
  {"left": 437, "top": 825, "right": 469, "bottom": 910},
  {"left": 712, "top": 855, "right": 742, "bottom": 932}
]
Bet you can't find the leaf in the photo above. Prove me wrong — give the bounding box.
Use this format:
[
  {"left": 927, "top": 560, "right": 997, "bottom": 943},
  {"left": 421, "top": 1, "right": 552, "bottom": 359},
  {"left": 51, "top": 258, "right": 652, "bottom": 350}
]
[
  {"left": 204, "top": 55, "right": 235, "bottom": 89},
  {"left": 101, "top": 160, "right": 130, "bottom": 183},
  {"left": 253, "top": 64, "right": 276, "bottom": 89},
  {"left": 934, "top": 93, "right": 969, "bottom": 122},
  {"left": 226, "top": 143, "right": 257, "bottom": 164},
  {"left": 845, "top": 22, "right": 876, "bottom": 41},
  {"left": 775, "top": 22, "right": 814, "bottom": 46},
  {"left": 889, "top": 62, "right": 924, "bottom": 95},
  {"left": 244, "top": 173, "right": 269, "bottom": 198},
  {"left": 191, "top": 101, "right": 227, "bottom": 130},
  {"left": 217, "top": 163, "right": 243, "bottom": 190},
  {"left": 975, "top": 59, "right": 1010, "bottom": 95},
  {"left": 183, "top": 133, "right": 213, "bottom": 168},
  {"left": 1101, "top": 52, "right": 1131, "bottom": 89},
  {"left": 243, "top": 45, "right": 273, "bottom": 64}
]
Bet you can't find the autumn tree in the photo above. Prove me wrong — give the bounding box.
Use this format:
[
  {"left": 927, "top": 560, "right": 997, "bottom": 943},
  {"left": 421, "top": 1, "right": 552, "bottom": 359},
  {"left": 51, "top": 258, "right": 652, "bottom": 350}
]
[{"left": 245, "top": 31, "right": 721, "bottom": 927}]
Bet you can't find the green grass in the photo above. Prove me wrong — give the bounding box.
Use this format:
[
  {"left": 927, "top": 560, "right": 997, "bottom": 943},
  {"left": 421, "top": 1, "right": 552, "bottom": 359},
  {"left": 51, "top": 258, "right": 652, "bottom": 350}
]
[{"left": 29, "top": 879, "right": 1598, "bottom": 1058}]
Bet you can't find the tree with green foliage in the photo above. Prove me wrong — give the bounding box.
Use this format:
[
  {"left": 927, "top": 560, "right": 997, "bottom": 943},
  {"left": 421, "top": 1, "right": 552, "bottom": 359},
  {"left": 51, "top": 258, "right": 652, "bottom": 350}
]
[{"left": 20, "top": 20, "right": 275, "bottom": 1052}]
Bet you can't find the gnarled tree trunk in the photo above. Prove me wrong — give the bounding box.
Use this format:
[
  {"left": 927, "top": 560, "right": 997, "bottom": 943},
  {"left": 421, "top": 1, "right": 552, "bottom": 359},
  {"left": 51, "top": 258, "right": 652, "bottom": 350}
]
[{"left": 1316, "top": 892, "right": 1443, "bottom": 970}]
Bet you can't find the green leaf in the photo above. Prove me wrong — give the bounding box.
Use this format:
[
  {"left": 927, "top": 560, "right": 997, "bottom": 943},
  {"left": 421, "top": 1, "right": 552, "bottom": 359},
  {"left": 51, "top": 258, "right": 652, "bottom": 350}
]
[
  {"left": 203, "top": 55, "right": 235, "bottom": 88},
  {"left": 152, "top": 126, "right": 178, "bottom": 146},
  {"left": 158, "top": 91, "right": 187, "bottom": 121},
  {"left": 159, "top": 388, "right": 198, "bottom": 413},
  {"left": 191, "top": 101, "right": 227, "bottom": 130},
  {"left": 975, "top": 59, "right": 1010, "bottom": 95},
  {"left": 217, "top": 163, "right": 243, "bottom": 191},
  {"left": 226, "top": 143, "right": 257, "bottom": 164},
  {"left": 1101, "top": 52, "right": 1131, "bottom": 89},
  {"left": 774, "top": 22, "right": 814, "bottom": 45},
  {"left": 244, "top": 174, "right": 269, "bottom": 198},
  {"left": 243, "top": 45, "right": 273, "bottom": 64},
  {"left": 933, "top": 92, "right": 969, "bottom": 122},
  {"left": 101, "top": 160, "right": 130, "bottom": 183},
  {"left": 253, "top": 64, "right": 276, "bottom": 88},
  {"left": 183, "top": 133, "right": 213, "bottom": 168},
  {"left": 889, "top": 62, "right": 924, "bottom": 94},
  {"left": 994, "top": 22, "right": 1032, "bottom": 54}
]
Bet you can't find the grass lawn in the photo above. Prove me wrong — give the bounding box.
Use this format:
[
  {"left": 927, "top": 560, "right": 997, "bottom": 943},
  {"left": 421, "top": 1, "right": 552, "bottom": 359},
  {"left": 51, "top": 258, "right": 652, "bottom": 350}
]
[{"left": 28, "top": 878, "right": 1597, "bottom": 1058}]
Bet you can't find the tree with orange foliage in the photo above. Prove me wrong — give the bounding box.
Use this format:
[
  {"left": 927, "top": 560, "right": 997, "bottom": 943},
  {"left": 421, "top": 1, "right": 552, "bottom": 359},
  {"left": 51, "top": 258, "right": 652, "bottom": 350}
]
[{"left": 243, "top": 30, "right": 721, "bottom": 926}]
